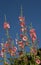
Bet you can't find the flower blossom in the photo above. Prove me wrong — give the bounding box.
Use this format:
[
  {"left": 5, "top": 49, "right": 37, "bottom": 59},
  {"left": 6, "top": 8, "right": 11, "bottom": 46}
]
[
  {"left": 30, "top": 28, "right": 37, "bottom": 42},
  {"left": 18, "top": 41, "right": 24, "bottom": 48},
  {"left": 22, "top": 35, "right": 28, "bottom": 41},
  {"left": 19, "top": 17, "right": 25, "bottom": 22},
  {"left": 20, "top": 21, "right": 25, "bottom": 27},
  {"left": 35, "top": 59, "right": 41, "bottom": 64},
  {"left": 4, "top": 22, "right": 10, "bottom": 29}
]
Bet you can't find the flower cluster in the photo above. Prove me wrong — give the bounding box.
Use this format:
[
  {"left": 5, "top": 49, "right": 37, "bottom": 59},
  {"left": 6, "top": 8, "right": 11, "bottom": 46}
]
[{"left": 0, "top": 16, "right": 41, "bottom": 65}]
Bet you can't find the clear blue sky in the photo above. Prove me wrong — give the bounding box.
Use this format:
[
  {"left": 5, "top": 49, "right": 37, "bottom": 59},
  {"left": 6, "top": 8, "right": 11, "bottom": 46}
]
[
  {"left": 0, "top": 0, "right": 41, "bottom": 49},
  {"left": 0, "top": 0, "right": 41, "bottom": 65}
]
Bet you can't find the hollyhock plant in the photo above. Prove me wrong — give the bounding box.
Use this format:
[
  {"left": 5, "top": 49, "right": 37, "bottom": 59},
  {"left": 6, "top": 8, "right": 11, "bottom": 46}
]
[
  {"left": 0, "top": 8, "right": 41, "bottom": 65},
  {"left": 9, "top": 47, "right": 17, "bottom": 56}
]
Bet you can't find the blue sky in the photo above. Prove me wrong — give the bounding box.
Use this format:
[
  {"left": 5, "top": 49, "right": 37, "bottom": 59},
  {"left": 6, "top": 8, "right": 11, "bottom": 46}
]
[
  {"left": 0, "top": 0, "right": 41, "bottom": 65},
  {"left": 0, "top": 0, "right": 41, "bottom": 49}
]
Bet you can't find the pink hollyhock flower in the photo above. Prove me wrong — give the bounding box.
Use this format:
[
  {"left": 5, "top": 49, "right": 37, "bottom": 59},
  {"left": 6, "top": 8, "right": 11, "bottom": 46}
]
[
  {"left": 35, "top": 59, "right": 41, "bottom": 64},
  {"left": 22, "top": 36, "right": 28, "bottom": 41},
  {"left": 4, "top": 22, "right": 10, "bottom": 29},
  {"left": 21, "top": 27, "right": 26, "bottom": 32},
  {"left": 19, "top": 43, "right": 24, "bottom": 48},
  {"left": 20, "top": 21, "right": 25, "bottom": 27},
  {"left": 30, "top": 29, "right": 35, "bottom": 33},
  {"left": 32, "top": 37, "right": 36, "bottom": 42},
  {"left": 19, "top": 17, "right": 25, "bottom": 22},
  {"left": 10, "top": 47, "right": 17, "bottom": 56},
  {"left": 30, "top": 28, "right": 37, "bottom": 42},
  {"left": 12, "top": 47, "right": 17, "bottom": 53},
  {"left": 18, "top": 41, "right": 24, "bottom": 48}
]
